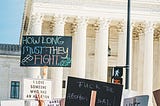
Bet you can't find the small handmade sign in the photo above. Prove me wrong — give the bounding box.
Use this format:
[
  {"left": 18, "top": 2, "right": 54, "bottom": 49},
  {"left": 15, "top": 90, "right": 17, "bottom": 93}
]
[{"left": 23, "top": 78, "right": 52, "bottom": 100}]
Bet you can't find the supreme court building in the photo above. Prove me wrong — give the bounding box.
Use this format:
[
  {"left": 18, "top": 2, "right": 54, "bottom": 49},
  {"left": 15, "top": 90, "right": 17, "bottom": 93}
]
[{"left": 1, "top": 0, "right": 160, "bottom": 106}]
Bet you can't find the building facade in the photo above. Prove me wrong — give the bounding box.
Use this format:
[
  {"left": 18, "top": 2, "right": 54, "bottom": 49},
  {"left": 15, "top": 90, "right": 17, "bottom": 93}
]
[{"left": 1, "top": 0, "right": 160, "bottom": 106}]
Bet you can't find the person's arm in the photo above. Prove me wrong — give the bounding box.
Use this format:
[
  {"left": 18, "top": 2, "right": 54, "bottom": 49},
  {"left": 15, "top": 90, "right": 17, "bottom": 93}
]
[{"left": 36, "top": 93, "right": 44, "bottom": 106}]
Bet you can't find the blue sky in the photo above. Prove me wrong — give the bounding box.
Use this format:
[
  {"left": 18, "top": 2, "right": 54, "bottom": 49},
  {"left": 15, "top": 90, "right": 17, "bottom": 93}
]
[{"left": 0, "top": 0, "right": 25, "bottom": 44}]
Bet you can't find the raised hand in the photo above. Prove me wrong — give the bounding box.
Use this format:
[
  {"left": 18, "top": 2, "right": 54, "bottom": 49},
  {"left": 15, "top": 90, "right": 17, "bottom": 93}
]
[{"left": 36, "top": 93, "right": 44, "bottom": 106}]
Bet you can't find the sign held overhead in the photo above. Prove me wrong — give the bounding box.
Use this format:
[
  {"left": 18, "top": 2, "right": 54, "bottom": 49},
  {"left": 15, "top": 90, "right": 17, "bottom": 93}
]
[
  {"left": 20, "top": 35, "right": 72, "bottom": 67},
  {"left": 65, "top": 76, "right": 123, "bottom": 106}
]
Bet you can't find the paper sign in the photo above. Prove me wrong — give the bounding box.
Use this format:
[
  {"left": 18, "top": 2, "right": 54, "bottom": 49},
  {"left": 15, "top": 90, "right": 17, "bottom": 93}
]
[
  {"left": 44, "top": 98, "right": 65, "bottom": 106},
  {"left": 65, "top": 76, "right": 123, "bottom": 106},
  {"left": 23, "top": 78, "right": 52, "bottom": 100},
  {"left": 123, "top": 95, "right": 149, "bottom": 106}
]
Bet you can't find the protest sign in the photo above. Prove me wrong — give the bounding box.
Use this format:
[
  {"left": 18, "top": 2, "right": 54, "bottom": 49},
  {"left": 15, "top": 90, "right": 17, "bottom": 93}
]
[
  {"left": 23, "top": 78, "right": 52, "bottom": 100},
  {"left": 20, "top": 35, "right": 72, "bottom": 67},
  {"left": 153, "top": 89, "right": 160, "bottom": 106},
  {"left": 0, "top": 100, "right": 24, "bottom": 106},
  {"left": 65, "top": 76, "right": 123, "bottom": 106},
  {"left": 123, "top": 95, "right": 149, "bottom": 106},
  {"left": 45, "top": 98, "right": 60, "bottom": 106}
]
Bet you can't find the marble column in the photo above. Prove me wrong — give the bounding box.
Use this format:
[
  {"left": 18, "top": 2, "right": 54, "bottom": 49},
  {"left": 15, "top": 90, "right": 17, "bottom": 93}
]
[
  {"left": 29, "top": 14, "right": 42, "bottom": 34},
  {"left": 94, "top": 18, "right": 110, "bottom": 82},
  {"left": 153, "top": 38, "right": 158, "bottom": 90},
  {"left": 157, "top": 33, "right": 160, "bottom": 89},
  {"left": 117, "top": 21, "right": 127, "bottom": 66},
  {"left": 27, "top": 13, "right": 42, "bottom": 79},
  {"left": 153, "top": 27, "right": 160, "bottom": 90},
  {"left": 25, "top": 13, "right": 43, "bottom": 106},
  {"left": 131, "top": 23, "right": 139, "bottom": 91},
  {"left": 143, "top": 21, "right": 154, "bottom": 106},
  {"left": 50, "top": 15, "right": 66, "bottom": 98},
  {"left": 70, "top": 17, "right": 88, "bottom": 78},
  {"left": 116, "top": 21, "right": 127, "bottom": 85},
  {"left": 137, "top": 33, "right": 145, "bottom": 93},
  {"left": 133, "top": 23, "right": 145, "bottom": 93}
]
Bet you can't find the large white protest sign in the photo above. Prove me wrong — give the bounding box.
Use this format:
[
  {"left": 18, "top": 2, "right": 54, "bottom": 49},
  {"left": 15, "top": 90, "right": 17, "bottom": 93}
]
[{"left": 23, "top": 78, "right": 52, "bottom": 100}]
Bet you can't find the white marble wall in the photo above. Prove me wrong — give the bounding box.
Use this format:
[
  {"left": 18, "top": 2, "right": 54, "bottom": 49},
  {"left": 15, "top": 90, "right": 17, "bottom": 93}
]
[{"left": 0, "top": 55, "right": 25, "bottom": 99}]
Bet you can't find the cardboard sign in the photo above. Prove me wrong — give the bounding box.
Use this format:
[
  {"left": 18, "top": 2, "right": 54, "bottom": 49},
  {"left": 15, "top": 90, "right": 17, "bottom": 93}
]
[
  {"left": 44, "top": 98, "right": 65, "bottom": 106},
  {"left": 153, "top": 89, "right": 160, "bottom": 106},
  {"left": 45, "top": 98, "right": 61, "bottom": 106},
  {"left": 0, "top": 100, "right": 24, "bottom": 106},
  {"left": 23, "top": 79, "right": 52, "bottom": 100},
  {"left": 65, "top": 76, "right": 123, "bottom": 106},
  {"left": 123, "top": 95, "right": 149, "bottom": 106},
  {"left": 20, "top": 35, "right": 72, "bottom": 67}
]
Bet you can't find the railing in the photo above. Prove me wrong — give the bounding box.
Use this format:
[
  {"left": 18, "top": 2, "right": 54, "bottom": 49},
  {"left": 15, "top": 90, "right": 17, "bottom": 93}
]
[{"left": 0, "top": 44, "right": 21, "bottom": 56}]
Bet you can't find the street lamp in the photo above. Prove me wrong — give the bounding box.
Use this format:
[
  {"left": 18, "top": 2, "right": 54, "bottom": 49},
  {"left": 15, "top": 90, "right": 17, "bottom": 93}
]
[{"left": 125, "top": 0, "right": 131, "bottom": 89}]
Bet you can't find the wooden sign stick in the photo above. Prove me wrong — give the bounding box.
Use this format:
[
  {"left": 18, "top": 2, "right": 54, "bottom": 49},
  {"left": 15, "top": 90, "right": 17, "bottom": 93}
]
[
  {"left": 42, "top": 66, "right": 48, "bottom": 79},
  {"left": 90, "top": 90, "right": 97, "bottom": 106}
]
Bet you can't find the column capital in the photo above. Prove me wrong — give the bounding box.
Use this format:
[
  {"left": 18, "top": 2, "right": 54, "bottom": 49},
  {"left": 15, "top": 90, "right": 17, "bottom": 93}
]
[
  {"left": 28, "top": 13, "right": 43, "bottom": 35},
  {"left": 75, "top": 16, "right": 88, "bottom": 26},
  {"left": 132, "top": 22, "right": 145, "bottom": 40},
  {"left": 30, "top": 13, "right": 43, "bottom": 24},
  {"left": 70, "top": 20, "right": 77, "bottom": 34},
  {"left": 74, "top": 16, "right": 88, "bottom": 33},
  {"left": 116, "top": 20, "right": 126, "bottom": 32},
  {"left": 144, "top": 21, "right": 155, "bottom": 33},
  {"left": 98, "top": 17, "right": 111, "bottom": 29},
  {"left": 154, "top": 23, "right": 160, "bottom": 41},
  {"left": 94, "top": 18, "right": 110, "bottom": 32},
  {"left": 53, "top": 15, "right": 66, "bottom": 25}
]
